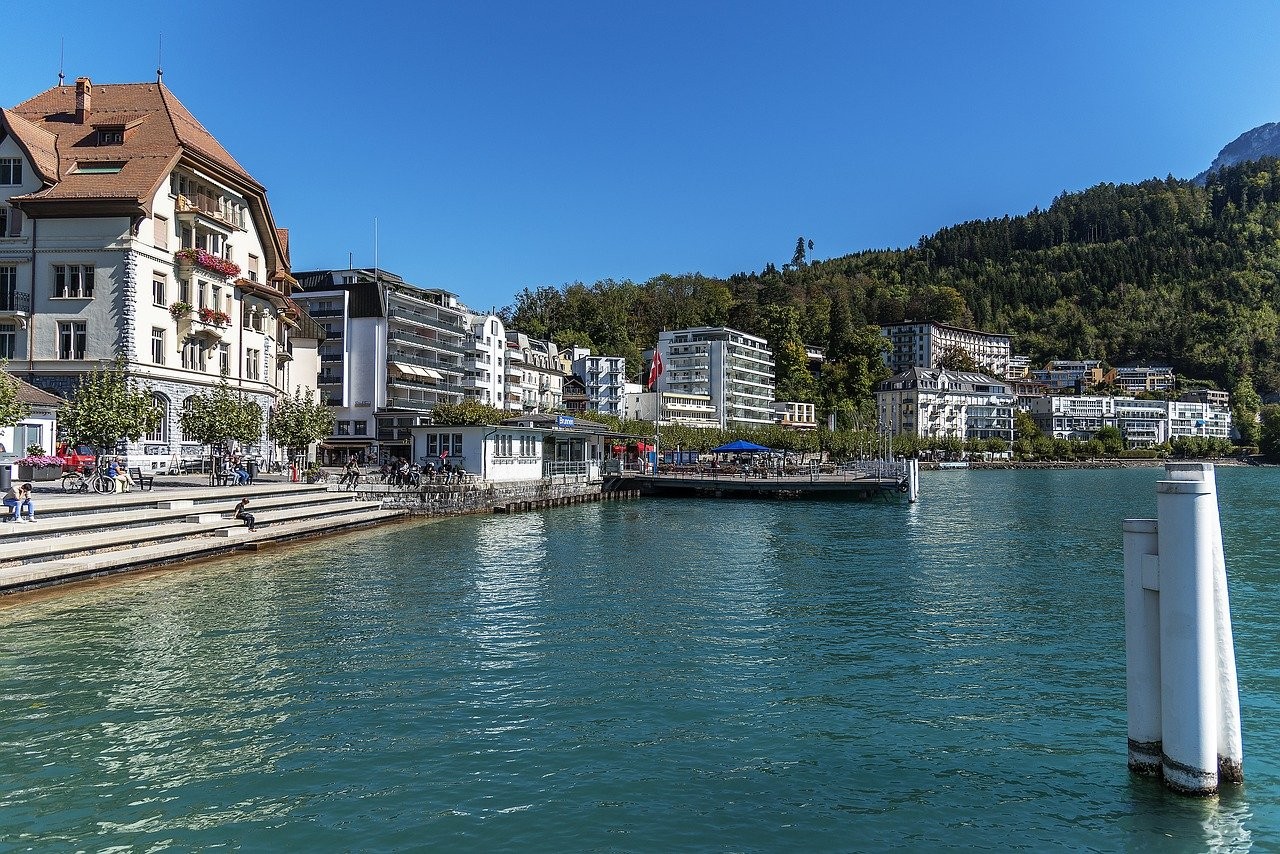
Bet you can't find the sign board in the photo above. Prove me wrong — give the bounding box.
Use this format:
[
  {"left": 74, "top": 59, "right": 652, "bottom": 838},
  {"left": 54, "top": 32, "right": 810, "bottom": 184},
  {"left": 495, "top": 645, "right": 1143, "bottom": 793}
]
[{"left": 557, "top": 415, "right": 575, "bottom": 428}]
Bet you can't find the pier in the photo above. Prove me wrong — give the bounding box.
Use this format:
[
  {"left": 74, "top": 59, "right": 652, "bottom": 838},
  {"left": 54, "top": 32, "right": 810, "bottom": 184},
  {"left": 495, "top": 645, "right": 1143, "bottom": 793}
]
[{"left": 617, "top": 461, "right": 913, "bottom": 500}]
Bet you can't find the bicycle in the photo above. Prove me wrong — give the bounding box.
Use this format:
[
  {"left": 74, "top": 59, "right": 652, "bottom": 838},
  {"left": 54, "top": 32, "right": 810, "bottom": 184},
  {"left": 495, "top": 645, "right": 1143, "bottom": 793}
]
[{"left": 61, "top": 467, "right": 115, "bottom": 495}]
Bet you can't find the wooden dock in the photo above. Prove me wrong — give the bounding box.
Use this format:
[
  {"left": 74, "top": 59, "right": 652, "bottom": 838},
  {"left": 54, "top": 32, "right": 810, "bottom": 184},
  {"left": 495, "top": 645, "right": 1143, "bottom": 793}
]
[{"left": 618, "top": 468, "right": 909, "bottom": 501}]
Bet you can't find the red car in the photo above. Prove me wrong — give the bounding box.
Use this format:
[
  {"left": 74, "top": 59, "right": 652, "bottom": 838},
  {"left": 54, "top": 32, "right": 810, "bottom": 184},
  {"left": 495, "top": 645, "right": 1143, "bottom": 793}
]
[{"left": 56, "top": 443, "right": 98, "bottom": 473}]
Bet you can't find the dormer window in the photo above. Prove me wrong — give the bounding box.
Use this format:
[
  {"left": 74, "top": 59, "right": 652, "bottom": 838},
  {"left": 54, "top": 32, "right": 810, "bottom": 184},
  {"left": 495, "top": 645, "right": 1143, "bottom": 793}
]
[
  {"left": 98, "top": 130, "right": 124, "bottom": 145},
  {"left": 72, "top": 161, "right": 124, "bottom": 175}
]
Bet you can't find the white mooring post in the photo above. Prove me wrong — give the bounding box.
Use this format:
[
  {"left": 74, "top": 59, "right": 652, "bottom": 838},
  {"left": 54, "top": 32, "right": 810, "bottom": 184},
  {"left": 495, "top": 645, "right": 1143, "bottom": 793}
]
[
  {"left": 907, "top": 458, "right": 920, "bottom": 503},
  {"left": 1123, "top": 462, "right": 1243, "bottom": 796}
]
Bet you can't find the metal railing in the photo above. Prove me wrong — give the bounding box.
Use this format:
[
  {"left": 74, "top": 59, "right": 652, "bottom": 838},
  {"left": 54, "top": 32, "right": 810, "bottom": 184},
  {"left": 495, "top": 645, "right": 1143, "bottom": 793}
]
[{"left": 0, "top": 290, "right": 31, "bottom": 313}]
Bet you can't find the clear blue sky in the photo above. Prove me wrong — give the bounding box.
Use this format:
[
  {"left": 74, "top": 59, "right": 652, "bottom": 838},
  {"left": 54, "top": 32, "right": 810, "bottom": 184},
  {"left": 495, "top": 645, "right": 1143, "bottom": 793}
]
[{"left": 9, "top": 1, "right": 1280, "bottom": 312}]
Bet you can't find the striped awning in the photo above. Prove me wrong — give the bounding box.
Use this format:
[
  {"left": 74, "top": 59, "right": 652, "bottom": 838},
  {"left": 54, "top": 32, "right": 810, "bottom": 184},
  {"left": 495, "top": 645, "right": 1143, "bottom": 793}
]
[{"left": 389, "top": 362, "right": 444, "bottom": 380}]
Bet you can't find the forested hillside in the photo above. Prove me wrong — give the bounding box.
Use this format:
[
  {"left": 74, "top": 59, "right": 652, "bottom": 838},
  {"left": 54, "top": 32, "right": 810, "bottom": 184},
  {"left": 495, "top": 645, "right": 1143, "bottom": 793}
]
[{"left": 503, "top": 158, "right": 1280, "bottom": 408}]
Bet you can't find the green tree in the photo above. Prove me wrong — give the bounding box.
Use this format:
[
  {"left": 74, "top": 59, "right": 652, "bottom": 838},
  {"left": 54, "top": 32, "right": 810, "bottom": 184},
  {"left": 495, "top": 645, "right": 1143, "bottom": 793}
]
[
  {"left": 267, "top": 386, "right": 335, "bottom": 456},
  {"left": 1015, "top": 410, "right": 1041, "bottom": 442},
  {"left": 938, "top": 346, "right": 979, "bottom": 372},
  {"left": 1258, "top": 404, "right": 1280, "bottom": 458},
  {"left": 430, "top": 400, "right": 507, "bottom": 426},
  {"left": 0, "top": 365, "right": 31, "bottom": 433},
  {"left": 792, "top": 236, "right": 808, "bottom": 268},
  {"left": 59, "top": 360, "right": 161, "bottom": 454},
  {"left": 180, "top": 376, "right": 263, "bottom": 454},
  {"left": 1095, "top": 425, "right": 1125, "bottom": 455},
  {"left": 1231, "top": 375, "right": 1261, "bottom": 446}
]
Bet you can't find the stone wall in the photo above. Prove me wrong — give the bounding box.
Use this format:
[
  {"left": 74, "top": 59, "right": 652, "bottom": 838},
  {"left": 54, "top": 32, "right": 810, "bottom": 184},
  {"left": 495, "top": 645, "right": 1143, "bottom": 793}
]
[{"left": 357, "top": 478, "right": 637, "bottom": 517}]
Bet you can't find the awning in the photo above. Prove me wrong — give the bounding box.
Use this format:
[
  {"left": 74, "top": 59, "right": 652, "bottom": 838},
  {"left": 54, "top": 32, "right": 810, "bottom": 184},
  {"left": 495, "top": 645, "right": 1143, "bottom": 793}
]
[{"left": 389, "top": 362, "right": 428, "bottom": 378}]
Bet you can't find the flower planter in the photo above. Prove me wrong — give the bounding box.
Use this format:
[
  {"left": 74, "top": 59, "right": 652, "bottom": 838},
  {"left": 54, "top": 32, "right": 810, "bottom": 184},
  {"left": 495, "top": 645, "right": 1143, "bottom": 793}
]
[
  {"left": 18, "top": 465, "right": 62, "bottom": 482},
  {"left": 175, "top": 261, "right": 195, "bottom": 280}
]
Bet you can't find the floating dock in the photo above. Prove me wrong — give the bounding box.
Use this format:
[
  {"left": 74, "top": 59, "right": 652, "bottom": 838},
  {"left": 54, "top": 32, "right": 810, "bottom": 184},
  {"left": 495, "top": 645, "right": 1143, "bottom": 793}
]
[{"left": 617, "top": 463, "right": 912, "bottom": 501}]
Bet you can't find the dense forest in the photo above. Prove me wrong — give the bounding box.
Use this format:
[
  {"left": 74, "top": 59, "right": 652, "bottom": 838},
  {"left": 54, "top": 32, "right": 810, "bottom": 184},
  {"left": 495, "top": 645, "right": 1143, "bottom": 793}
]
[{"left": 502, "top": 158, "right": 1280, "bottom": 417}]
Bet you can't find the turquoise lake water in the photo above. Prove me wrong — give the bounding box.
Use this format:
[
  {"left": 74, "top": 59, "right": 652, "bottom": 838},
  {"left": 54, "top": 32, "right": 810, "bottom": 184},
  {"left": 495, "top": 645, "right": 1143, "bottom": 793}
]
[{"left": 0, "top": 467, "right": 1276, "bottom": 852}]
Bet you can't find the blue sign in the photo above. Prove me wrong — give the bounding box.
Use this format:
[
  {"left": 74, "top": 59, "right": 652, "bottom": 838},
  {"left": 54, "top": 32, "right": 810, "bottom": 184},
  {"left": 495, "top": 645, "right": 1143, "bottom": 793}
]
[{"left": 557, "top": 415, "right": 575, "bottom": 427}]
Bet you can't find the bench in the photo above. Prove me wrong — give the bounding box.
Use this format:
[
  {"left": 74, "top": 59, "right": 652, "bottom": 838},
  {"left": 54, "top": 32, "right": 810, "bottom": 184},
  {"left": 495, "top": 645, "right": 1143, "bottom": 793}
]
[{"left": 128, "top": 467, "right": 154, "bottom": 491}]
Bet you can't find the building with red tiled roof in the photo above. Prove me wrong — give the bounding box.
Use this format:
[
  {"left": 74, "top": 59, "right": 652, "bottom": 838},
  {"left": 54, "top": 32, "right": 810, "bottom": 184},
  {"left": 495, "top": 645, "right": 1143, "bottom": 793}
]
[{"left": 0, "top": 75, "right": 320, "bottom": 467}]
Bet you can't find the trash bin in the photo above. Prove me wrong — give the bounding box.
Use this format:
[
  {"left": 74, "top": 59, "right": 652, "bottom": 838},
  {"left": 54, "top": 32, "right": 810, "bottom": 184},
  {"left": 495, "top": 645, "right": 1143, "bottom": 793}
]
[
  {"left": 0, "top": 464, "right": 11, "bottom": 491},
  {"left": 246, "top": 458, "right": 258, "bottom": 483}
]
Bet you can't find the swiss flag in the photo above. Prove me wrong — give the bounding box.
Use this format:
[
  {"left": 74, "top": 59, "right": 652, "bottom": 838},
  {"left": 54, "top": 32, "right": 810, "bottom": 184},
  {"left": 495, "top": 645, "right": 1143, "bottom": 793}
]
[{"left": 647, "top": 351, "right": 664, "bottom": 390}]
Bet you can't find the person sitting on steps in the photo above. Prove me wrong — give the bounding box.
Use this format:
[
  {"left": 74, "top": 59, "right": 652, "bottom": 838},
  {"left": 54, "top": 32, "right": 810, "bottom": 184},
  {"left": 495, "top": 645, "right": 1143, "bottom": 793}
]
[
  {"left": 233, "top": 497, "right": 256, "bottom": 532},
  {"left": 3, "top": 482, "right": 36, "bottom": 522}
]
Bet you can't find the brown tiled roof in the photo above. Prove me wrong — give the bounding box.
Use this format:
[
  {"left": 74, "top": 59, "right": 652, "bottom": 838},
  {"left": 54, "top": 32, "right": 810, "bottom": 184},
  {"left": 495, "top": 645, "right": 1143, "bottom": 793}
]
[
  {"left": 6, "top": 80, "right": 263, "bottom": 212},
  {"left": 0, "top": 108, "right": 60, "bottom": 183},
  {"left": 7, "top": 374, "right": 64, "bottom": 407}
]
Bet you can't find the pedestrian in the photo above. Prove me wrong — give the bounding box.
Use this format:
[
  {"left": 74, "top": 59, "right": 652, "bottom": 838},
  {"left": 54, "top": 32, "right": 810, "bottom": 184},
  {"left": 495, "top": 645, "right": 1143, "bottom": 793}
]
[
  {"left": 3, "top": 482, "right": 36, "bottom": 522},
  {"left": 233, "top": 497, "right": 256, "bottom": 532}
]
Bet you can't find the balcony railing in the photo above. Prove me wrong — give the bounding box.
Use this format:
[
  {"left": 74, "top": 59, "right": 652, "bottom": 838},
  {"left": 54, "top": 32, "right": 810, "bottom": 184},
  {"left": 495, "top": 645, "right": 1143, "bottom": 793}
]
[{"left": 0, "top": 290, "right": 31, "bottom": 314}]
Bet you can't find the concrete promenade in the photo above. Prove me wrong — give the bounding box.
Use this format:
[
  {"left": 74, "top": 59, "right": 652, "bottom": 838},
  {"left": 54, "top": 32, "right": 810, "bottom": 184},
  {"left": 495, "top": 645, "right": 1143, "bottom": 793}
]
[{"left": 0, "top": 471, "right": 406, "bottom": 596}]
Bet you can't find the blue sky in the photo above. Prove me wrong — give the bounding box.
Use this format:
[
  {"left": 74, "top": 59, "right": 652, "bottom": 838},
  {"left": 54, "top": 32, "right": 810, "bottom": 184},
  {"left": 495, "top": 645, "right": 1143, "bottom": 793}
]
[{"left": 8, "top": 1, "right": 1280, "bottom": 312}]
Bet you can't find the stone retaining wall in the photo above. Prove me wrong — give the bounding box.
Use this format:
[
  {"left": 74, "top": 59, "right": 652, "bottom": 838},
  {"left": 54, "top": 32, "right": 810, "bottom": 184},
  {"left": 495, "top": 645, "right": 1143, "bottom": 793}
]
[{"left": 354, "top": 479, "right": 639, "bottom": 517}]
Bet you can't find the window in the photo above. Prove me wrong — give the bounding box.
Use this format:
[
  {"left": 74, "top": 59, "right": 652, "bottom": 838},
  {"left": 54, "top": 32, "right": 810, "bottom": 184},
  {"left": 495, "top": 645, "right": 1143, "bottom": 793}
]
[
  {"left": 248, "top": 255, "right": 259, "bottom": 282},
  {"left": 182, "top": 337, "right": 201, "bottom": 370},
  {"left": 98, "top": 130, "right": 124, "bottom": 145},
  {"left": 353, "top": 420, "right": 367, "bottom": 436},
  {"left": 218, "top": 343, "right": 229, "bottom": 375},
  {"left": 72, "top": 161, "right": 124, "bottom": 174},
  {"left": 196, "top": 279, "right": 207, "bottom": 310},
  {"left": 0, "top": 323, "right": 14, "bottom": 359},
  {"left": 151, "top": 328, "right": 165, "bottom": 365},
  {"left": 0, "top": 266, "right": 15, "bottom": 312},
  {"left": 212, "top": 285, "right": 222, "bottom": 313},
  {"left": 336, "top": 421, "right": 350, "bottom": 436},
  {"left": 0, "top": 206, "right": 22, "bottom": 237},
  {"left": 152, "top": 275, "right": 166, "bottom": 306},
  {"left": 181, "top": 397, "right": 196, "bottom": 441},
  {"left": 58, "top": 321, "right": 87, "bottom": 359},
  {"left": 0, "top": 159, "right": 21, "bottom": 185},
  {"left": 153, "top": 215, "right": 168, "bottom": 250},
  {"left": 245, "top": 348, "right": 260, "bottom": 380},
  {"left": 147, "top": 394, "right": 169, "bottom": 442},
  {"left": 54, "top": 265, "right": 94, "bottom": 299},
  {"left": 14, "top": 423, "right": 42, "bottom": 454}
]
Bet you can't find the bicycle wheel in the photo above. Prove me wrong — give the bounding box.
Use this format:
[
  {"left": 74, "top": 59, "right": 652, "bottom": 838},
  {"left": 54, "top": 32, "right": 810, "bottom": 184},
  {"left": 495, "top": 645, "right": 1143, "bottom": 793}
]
[
  {"left": 61, "top": 474, "right": 85, "bottom": 494},
  {"left": 92, "top": 474, "right": 114, "bottom": 495}
]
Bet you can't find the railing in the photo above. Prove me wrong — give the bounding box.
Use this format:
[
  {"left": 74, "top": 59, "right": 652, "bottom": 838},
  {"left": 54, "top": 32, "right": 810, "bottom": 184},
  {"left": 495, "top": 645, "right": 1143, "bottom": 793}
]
[
  {"left": 544, "top": 460, "right": 590, "bottom": 478},
  {"left": 0, "top": 290, "right": 31, "bottom": 313}
]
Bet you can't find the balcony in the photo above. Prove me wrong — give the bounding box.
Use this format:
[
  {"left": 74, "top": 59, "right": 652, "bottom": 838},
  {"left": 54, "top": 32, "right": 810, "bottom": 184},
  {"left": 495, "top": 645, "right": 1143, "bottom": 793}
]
[
  {"left": 175, "top": 194, "right": 243, "bottom": 232},
  {"left": 0, "top": 289, "right": 31, "bottom": 319}
]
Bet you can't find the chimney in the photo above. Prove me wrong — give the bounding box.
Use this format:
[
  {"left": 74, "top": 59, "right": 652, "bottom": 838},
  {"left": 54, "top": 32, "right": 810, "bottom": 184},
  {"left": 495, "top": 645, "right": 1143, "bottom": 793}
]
[{"left": 75, "top": 77, "right": 92, "bottom": 124}]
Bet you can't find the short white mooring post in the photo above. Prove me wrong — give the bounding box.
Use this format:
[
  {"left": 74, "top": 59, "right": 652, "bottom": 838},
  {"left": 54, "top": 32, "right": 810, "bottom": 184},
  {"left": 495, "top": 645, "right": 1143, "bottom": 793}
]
[
  {"left": 1123, "top": 462, "right": 1243, "bottom": 796},
  {"left": 907, "top": 458, "right": 920, "bottom": 503}
]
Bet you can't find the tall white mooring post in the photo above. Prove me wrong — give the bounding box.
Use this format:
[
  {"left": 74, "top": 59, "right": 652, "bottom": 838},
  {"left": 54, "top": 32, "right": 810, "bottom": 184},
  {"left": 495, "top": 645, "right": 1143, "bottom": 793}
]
[{"left": 1123, "top": 462, "right": 1243, "bottom": 796}]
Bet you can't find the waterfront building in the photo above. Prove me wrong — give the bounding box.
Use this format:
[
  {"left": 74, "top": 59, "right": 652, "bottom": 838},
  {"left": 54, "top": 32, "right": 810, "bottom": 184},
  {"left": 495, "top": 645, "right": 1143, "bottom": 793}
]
[
  {"left": 1, "top": 76, "right": 317, "bottom": 464},
  {"left": 506, "top": 332, "right": 566, "bottom": 412},
  {"left": 880, "top": 321, "right": 1012, "bottom": 377},
  {"left": 1027, "top": 395, "right": 1231, "bottom": 447},
  {"left": 622, "top": 390, "right": 718, "bottom": 428},
  {"left": 293, "top": 268, "right": 469, "bottom": 462},
  {"left": 1180, "top": 388, "right": 1231, "bottom": 409},
  {"left": 876, "top": 367, "right": 1015, "bottom": 443},
  {"left": 463, "top": 313, "right": 506, "bottom": 409},
  {"left": 1107, "top": 364, "right": 1175, "bottom": 394},
  {"left": 570, "top": 350, "right": 628, "bottom": 417},
  {"left": 1006, "top": 354, "right": 1032, "bottom": 379},
  {"left": 1031, "top": 359, "right": 1105, "bottom": 393},
  {"left": 407, "top": 413, "right": 611, "bottom": 482},
  {"left": 773, "top": 401, "right": 818, "bottom": 430},
  {"left": 655, "top": 327, "right": 775, "bottom": 429},
  {"left": 561, "top": 374, "right": 589, "bottom": 413}
]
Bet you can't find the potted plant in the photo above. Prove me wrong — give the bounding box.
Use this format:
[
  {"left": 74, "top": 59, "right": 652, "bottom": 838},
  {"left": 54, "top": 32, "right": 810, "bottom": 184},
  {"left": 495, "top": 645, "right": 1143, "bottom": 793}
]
[
  {"left": 302, "top": 462, "right": 321, "bottom": 483},
  {"left": 169, "top": 300, "right": 193, "bottom": 321},
  {"left": 16, "top": 450, "right": 66, "bottom": 482},
  {"left": 174, "top": 247, "right": 199, "bottom": 278}
]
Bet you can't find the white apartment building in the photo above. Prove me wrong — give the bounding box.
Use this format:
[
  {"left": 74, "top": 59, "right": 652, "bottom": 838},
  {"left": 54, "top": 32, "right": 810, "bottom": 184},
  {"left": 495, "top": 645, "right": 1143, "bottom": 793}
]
[
  {"left": 1031, "top": 360, "right": 1105, "bottom": 393},
  {"left": 506, "top": 332, "right": 565, "bottom": 413},
  {"left": 622, "top": 390, "right": 718, "bottom": 428},
  {"left": 655, "top": 327, "right": 775, "bottom": 429},
  {"left": 1027, "top": 395, "right": 1231, "bottom": 447},
  {"left": 1108, "top": 365, "right": 1175, "bottom": 394},
  {"left": 881, "top": 321, "right": 1012, "bottom": 377},
  {"left": 464, "top": 313, "right": 506, "bottom": 409},
  {"left": 876, "top": 367, "right": 1015, "bottom": 443},
  {"left": 1, "top": 76, "right": 318, "bottom": 465},
  {"left": 571, "top": 350, "right": 628, "bottom": 417},
  {"left": 293, "top": 268, "right": 470, "bottom": 462}
]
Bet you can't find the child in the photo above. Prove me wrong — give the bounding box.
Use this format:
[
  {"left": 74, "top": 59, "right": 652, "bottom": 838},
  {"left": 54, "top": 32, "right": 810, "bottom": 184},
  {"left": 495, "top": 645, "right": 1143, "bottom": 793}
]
[{"left": 233, "top": 497, "right": 256, "bottom": 532}]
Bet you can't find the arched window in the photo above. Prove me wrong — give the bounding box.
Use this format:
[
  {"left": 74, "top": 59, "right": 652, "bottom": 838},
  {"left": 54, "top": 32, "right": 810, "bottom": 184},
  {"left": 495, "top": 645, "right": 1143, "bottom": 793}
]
[{"left": 147, "top": 393, "right": 170, "bottom": 443}]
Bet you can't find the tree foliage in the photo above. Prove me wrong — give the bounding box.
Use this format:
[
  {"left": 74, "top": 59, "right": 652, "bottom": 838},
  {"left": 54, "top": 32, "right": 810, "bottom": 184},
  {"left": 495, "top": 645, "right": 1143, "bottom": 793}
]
[
  {"left": 429, "top": 400, "right": 507, "bottom": 426},
  {"left": 59, "top": 360, "right": 160, "bottom": 451},
  {"left": 0, "top": 365, "right": 31, "bottom": 430},
  {"left": 267, "top": 386, "right": 334, "bottom": 453},
  {"left": 181, "top": 376, "right": 262, "bottom": 449}
]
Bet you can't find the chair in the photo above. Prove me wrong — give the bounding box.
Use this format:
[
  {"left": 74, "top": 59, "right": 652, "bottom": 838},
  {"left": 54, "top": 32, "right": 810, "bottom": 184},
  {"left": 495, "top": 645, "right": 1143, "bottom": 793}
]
[{"left": 128, "top": 467, "right": 154, "bottom": 491}]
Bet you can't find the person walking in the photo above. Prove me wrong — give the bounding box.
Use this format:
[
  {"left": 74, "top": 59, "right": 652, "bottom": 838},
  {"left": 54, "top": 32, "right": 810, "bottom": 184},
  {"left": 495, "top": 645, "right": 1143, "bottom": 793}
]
[
  {"left": 3, "top": 482, "right": 36, "bottom": 522},
  {"left": 233, "top": 497, "right": 256, "bottom": 532}
]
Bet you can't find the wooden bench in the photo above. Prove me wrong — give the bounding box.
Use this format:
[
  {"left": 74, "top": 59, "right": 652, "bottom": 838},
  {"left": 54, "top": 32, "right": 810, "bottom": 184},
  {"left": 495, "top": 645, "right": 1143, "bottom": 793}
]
[{"left": 128, "top": 467, "right": 155, "bottom": 491}]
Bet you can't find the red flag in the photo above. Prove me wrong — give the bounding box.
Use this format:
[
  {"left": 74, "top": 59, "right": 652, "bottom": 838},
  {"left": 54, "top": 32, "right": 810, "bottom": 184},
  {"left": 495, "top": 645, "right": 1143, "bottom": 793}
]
[{"left": 647, "top": 350, "right": 664, "bottom": 390}]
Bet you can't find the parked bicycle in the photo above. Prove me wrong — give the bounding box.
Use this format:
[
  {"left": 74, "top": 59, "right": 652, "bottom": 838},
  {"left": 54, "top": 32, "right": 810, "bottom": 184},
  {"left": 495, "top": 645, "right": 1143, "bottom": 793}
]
[{"left": 61, "top": 465, "right": 115, "bottom": 495}]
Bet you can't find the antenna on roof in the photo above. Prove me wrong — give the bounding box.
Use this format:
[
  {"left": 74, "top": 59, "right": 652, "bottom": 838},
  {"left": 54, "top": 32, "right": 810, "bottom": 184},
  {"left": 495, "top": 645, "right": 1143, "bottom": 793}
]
[
  {"left": 58, "top": 37, "right": 65, "bottom": 86},
  {"left": 374, "top": 217, "right": 380, "bottom": 282},
  {"left": 157, "top": 32, "right": 164, "bottom": 82}
]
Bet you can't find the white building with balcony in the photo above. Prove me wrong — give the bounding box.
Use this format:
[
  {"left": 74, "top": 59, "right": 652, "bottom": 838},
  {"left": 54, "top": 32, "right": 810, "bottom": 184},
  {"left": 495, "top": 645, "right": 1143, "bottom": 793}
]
[
  {"left": 463, "top": 313, "right": 506, "bottom": 409},
  {"left": 622, "top": 390, "right": 718, "bottom": 428},
  {"left": 505, "top": 332, "right": 565, "bottom": 413},
  {"left": 1026, "top": 395, "right": 1231, "bottom": 447},
  {"left": 876, "top": 367, "right": 1015, "bottom": 443},
  {"left": 655, "top": 327, "right": 774, "bottom": 429},
  {"left": 293, "top": 268, "right": 470, "bottom": 463},
  {"left": 0, "top": 75, "right": 317, "bottom": 465},
  {"left": 571, "top": 350, "right": 628, "bottom": 417},
  {"left": 881, "top": 321, "right": 1012, "bottom": 377}
]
